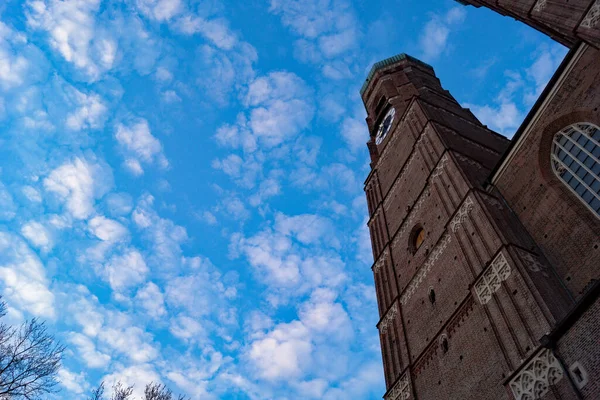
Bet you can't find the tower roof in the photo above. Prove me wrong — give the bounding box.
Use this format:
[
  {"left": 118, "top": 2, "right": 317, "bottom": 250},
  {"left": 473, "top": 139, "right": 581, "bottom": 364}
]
[{"left": 359, "top": 53, "right": 433, "bottom": 96}]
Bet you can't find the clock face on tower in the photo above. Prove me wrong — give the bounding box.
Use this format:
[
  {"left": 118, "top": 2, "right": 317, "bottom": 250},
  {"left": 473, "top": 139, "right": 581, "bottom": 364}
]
[{"left": 375, "top": 107, "right": 396, "bottom": 145}]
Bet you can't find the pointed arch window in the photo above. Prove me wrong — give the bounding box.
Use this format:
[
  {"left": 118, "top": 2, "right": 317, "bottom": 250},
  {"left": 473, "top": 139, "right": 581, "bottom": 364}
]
[{"left": 551, "top": 123, "right": 600, "bottom": 218}]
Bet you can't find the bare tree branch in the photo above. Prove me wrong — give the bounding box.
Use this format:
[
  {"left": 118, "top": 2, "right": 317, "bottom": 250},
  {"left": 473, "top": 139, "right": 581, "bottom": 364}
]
[{"left": 0, "top": 297, "right": 64, "bottom": 400}]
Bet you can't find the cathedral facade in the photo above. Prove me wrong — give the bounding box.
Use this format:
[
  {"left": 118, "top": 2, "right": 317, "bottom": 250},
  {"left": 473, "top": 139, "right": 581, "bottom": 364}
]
[{"left": 361, "top": 2, "right": 600, "bottom": 399}]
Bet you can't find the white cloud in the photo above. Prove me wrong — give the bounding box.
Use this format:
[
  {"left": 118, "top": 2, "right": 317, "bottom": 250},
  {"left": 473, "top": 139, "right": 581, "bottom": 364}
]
[
  {"left": 99, "top": 322, "right": 158, "bottom": 363},
  {"left": 524, "top": 44, "right": 567, "bottom": 105},
  {"left": 0, "top": 182, "right": 17, "bottom": 221},
  {"left": 340, "top": 117, "right": 366, "bottom": 153},
  {"left": 466, "top": 102, "right": 522, "bottom": 134},
  {"left": 88, "top": 216, "right": 128, "bottom": 242},
  {"left": 162, "top": 89, "right": 181, "bottom": 103},
  {"left": 21, "top": 221, "right": 53, "bottom": 252},
  {"left": 65, "top": 89, "right": 107, "bottom": 131},
  {"left": 58, "top": 367, "right": 89, "bottom": 394},
  {"left": 44, "top": 157, "right": 113, "bottom": 220},
  {"left": 132, "top": 194, "right": 188, "bottom": 270},
  {"left": 215, "top": 71, "right": 314, "bottom": 150},
  {"left": 0, "top": 232, "right": 54, "bottom": 318},
  {"left": 155, "top": 66, "right": 173, "bottom": 82},
  {"left": 104, "top": 249, "right": 149, "bottom": 292},
  {"left": 103, "top": 364, "right": 161, "bottom": 399},
  {"left": 169, "top": 314, "right": 205, "bottom": 342},
  {"left": 419, "top": 7, "right": 466, "bottom": 61},
  {"left": 195, "top": 42, "right": 257, "bottom": 105},
  {"left": 21, "top": 185, "right": 42, "bottom": 203},
  {"left": 115, "top": 119, "right": 168, "bottom": 175},
  {"left": 269, "top": 0, "right": 358, "bottom": 63},
  {"left": 0, "top": 22, "right": 30, "bottom": 90},
  {"left": 135, "top": 282, "right": 166, "bottom": 319},
  {"left": 248, "top": 320, "right": 312, "bottom": 380},
  {"left": 275, "top": 213, "right": 336, "bottom": 247},
  {"left": 136, "top": 0, "right": 183, "bottom": 21},
  {"left": 466, "top": 43, "right": 566, "bottom": 135},
  {"left": 69, "top": 332, "right": 111, "bottom": 368},
  {"left": 178, "top": 16, "right": 237, "bottom": 50},
  {"left": 298, "top": 288, "right": 352, "bottom": 340},
  {"left": 26, "top": 0, "right": 113, "bottom": 79}
]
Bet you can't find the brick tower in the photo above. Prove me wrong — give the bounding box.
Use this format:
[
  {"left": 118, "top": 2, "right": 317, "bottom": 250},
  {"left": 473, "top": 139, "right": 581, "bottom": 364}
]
[{"left": 361, "top": 54, "right": 580, "bottom": 399}]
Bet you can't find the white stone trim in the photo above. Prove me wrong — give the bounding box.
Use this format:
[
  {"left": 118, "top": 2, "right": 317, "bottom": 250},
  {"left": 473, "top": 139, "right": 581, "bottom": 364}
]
[
  {"left": 569, "top": 361, "right": 589, "bottom": 389},
  {"left": 373, "top": 250, "right": 388, "bottom": 273},
  {"left": 450, "top": 196, "right": 474, "bottom": 232},
  {"left": 474, "top": 252, "right": 511, "bottom": 305},
  {"left": 509, "top": 348, "right": 564, "bottom": 400},
  {"left": 484, "top": 195, "right": 505, "bottom": 211},
  {"left": 516, "top": 248, "right": 547, "bottom": 276},
  {"left": 581, "top": 0, "right": 600, "bottom": 29},
  {"left": 454, "top": 152, "right": 483, "bottom": 170},
  {"left": 400, "top": 234, "right": 452, "bottom": 305},
  {"left": 385, "top": 371, "right": 411, "bottom": 400},
  {"left": 431, "top": 153, "right": 448, "bottom": 179},
  {"left": 533, "top": 0, "right": 547, "bottom": 13},
  {"left": 379, "top": 303, "right": 398, "bottom": 334}
]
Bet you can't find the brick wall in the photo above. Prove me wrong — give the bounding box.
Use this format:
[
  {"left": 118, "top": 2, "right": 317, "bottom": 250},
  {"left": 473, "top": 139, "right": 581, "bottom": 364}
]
[{"left": 493, "top": 45, "right": 600, "bottom": 301}]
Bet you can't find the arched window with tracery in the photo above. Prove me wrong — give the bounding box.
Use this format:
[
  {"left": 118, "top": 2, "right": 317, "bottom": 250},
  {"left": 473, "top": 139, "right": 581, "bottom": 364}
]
[{"left": 551, "top": 122, "right": 600, "bottom": 218}]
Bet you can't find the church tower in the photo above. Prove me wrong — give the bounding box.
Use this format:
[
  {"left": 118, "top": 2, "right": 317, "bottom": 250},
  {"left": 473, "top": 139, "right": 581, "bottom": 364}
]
[{"left": 362, "top": 54, "right": 575, "bottom": 400}]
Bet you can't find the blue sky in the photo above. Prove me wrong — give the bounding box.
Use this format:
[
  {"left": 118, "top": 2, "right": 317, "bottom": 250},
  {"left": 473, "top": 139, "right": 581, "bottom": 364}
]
[{"left": 0, "top": 0, "right": 566, "bottom": 398}]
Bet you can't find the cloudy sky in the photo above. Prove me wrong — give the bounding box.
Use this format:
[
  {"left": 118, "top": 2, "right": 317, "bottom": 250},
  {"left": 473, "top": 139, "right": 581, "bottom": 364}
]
[{"left": 0, "top": 0, "right": 565, "bottom": 398}]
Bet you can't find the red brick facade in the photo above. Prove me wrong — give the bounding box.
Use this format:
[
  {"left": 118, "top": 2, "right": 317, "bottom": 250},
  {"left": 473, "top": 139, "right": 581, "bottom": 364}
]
[{"left": 361, "top": 4, "right": 600, "bottom": 399}]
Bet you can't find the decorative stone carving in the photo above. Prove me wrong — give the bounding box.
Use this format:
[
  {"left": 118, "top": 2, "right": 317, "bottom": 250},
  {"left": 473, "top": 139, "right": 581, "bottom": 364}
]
[
  {"left": 516, "top": 249, "right": 549, "bottom": 277},
  {"left": 533, "top": 0, "right": 547, "bottom": 13},
  {"left": 581, "top": 0, "right": 600, "bottom": 29},
  {"left": 385, "top": 372, "right": 411, "bottom": 400},
  {"left": 450, "top": 196, "right": 474, "bottom": 232},
  {"left": 484, "top": 195, "right": 504, "bottom": 211},
  {"left": 454, "top": 152, "right": 483, "bottom": 170},
  {"left": 401, "top": 234, "right": 452, "bottom": 305},
  {"left": 373, "top": 250, "right": 388, "bottom": 273},
  {"left": 509, "top": 348, "right": 564, "bottom": 400},
  {"left": 379, "top": 303, "right": 398, "bottom": 334},
  {"left": 474, "top": 252, "right": 511, "bottom": 305},
  {"left": 431, "top": 154, "right": 448, "bottom": 179}
]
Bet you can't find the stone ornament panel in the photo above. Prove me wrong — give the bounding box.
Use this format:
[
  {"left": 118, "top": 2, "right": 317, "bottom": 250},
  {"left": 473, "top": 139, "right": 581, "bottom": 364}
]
[
  {"left": 400, "top": 233, "right": 452, "bottom": 305},
  {"left": 533, "top": 0, "right": 547, "bottom": 13},
  {"left": 474, "top": 252, "right": 511, "bottom": 305},
  {"left": 450, "top": 196, "right": 474, "bottom": 232},
  {"left": 454, "top": 152, "right": 483, "bottom": 171},
  {"left": 483, "top": 195, "right": 504, "bottom": 211},
  {"left": 581, "top": 0, "right": 600, "bottom": 29},
  {"left": 385, "top": 372, "right": 411, "bottom": 400},
  {"left": 516, "top": 248, "right": 549, "bottom": 277},
  {"left": 509, "top": 348, "right": 564, "bottom": 400},
  {"left": 373, "top": 249, "right": 388, "bottom": 274},
  {"left": 379, "top": 303, "right": 398, "bottom": 334},
  {"left": 430, "top": 153, "right": 448, "bottom": 179}
]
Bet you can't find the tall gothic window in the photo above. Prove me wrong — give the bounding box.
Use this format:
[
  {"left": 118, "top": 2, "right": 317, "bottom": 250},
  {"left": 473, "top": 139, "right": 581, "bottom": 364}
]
[{"left": 551, "top": 123, "right": 600, "bottom": 217}]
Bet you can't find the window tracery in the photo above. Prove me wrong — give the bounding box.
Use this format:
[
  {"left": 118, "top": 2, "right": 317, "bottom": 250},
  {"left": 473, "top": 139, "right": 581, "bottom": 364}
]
[{"left": 551, "top": 122, "right": 600, "bottom": 218}]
